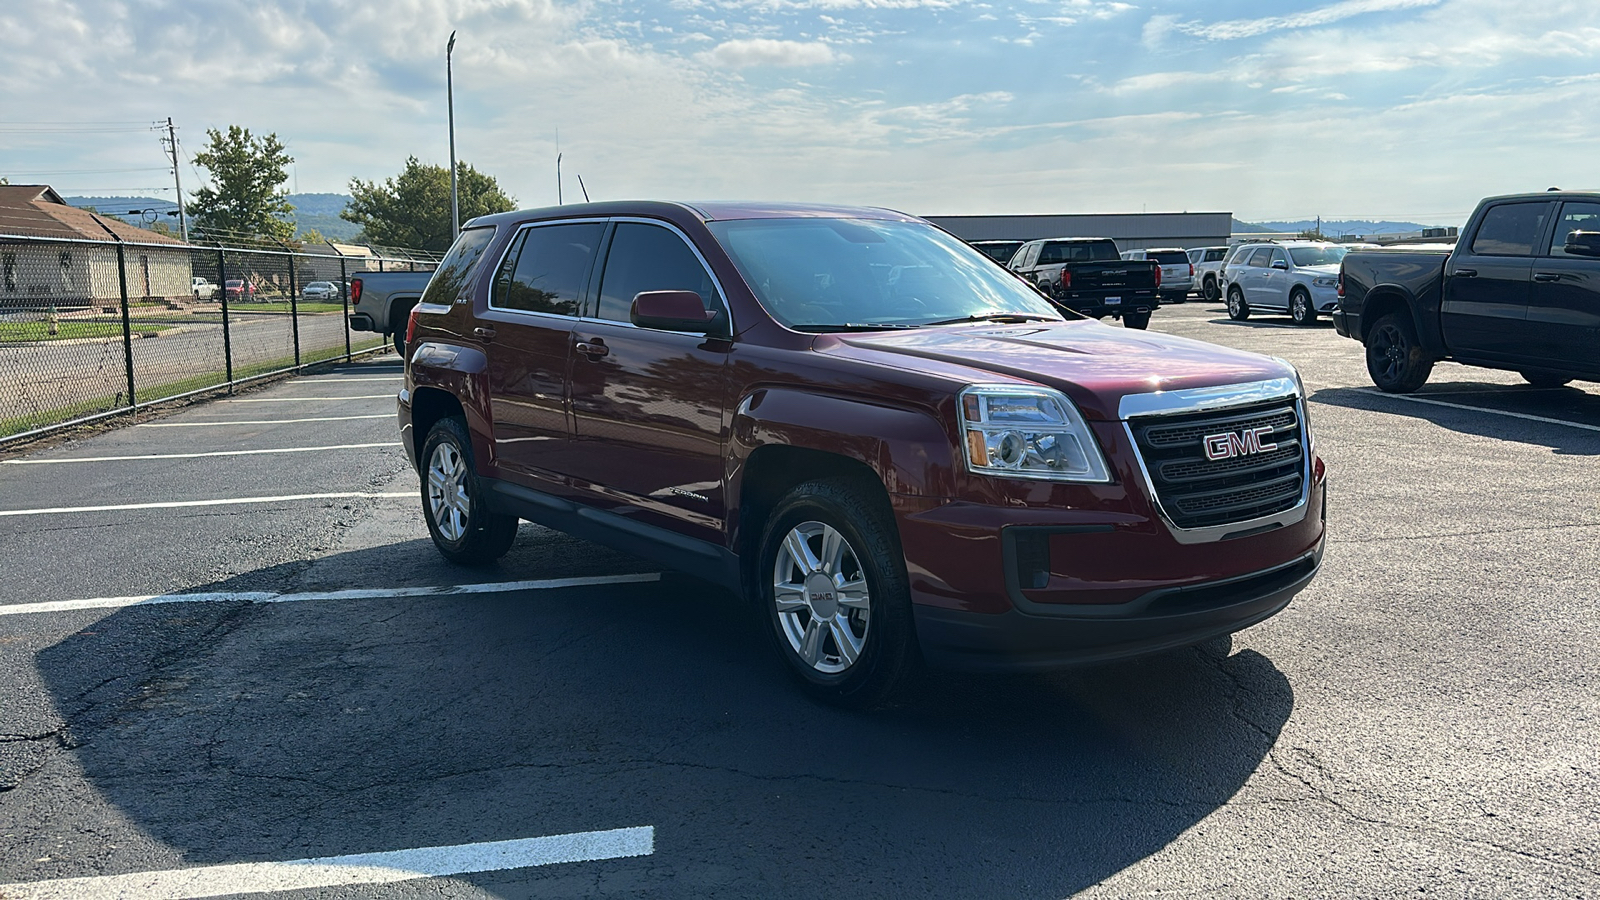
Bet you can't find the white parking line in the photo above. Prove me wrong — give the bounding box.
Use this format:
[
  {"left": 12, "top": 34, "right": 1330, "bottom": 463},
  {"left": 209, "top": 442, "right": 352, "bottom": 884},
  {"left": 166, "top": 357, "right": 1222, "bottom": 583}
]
[
  {"left": 0, "top": 574, "right": 663, "bottom": 616},
  {"left": 297, "top": 377, "right": 402, "bottom": 383},
  {"left": 1359, "top": 389, "right": 1600, "bottom": 434},
  {"left": 138, "top": 414, "right": 393, "bottom": 427},
  {"left": 227, "top": 395, "right": 395, "bottom": 403},
  {"left": 1, "top": 443, "right": 403, "bottom": 465},
  {"left": 0, "top": 826, "right": 654, "bottom": 900},
  {"left": 0, "top": 491, "right": 413, "bottom": 518}
]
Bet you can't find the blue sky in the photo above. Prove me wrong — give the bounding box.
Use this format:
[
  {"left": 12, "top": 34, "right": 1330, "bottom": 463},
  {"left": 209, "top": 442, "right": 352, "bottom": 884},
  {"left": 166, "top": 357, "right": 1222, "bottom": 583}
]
[{"left": 2, "top": 0, "right": 1597, "bottom": 225}]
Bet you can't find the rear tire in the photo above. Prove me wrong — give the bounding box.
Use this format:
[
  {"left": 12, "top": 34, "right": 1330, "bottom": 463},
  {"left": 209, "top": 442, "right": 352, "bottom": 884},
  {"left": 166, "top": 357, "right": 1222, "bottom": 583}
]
[
  {"left": 1226, "top": 286, "right": 1250, "bottom": 321},
  {"left": 1520, "top": 371, "right": 1574, "bottom": 388},
  {"left": 1290, "top": 289, "right": 1316, "bottom": 326},
  {"left": 1122, "top": 311, "right": 1151, "bottom": 330},
  {"left": 758, "top": 478, "right": 921, "bottom": 709},
  {"left": 420, "top": 416, "right": 519, "bottom": 565},
  {"left": 1203, "top": 276, "right": 1219, "bottom": 302},
  {"left": 1365, "top": 313, "right": 1434, "bottom": 393}
]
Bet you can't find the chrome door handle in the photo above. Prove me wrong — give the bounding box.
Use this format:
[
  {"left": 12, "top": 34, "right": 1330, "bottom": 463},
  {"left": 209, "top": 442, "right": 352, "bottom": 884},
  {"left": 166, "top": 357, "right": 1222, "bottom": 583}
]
[
  {"left": 1453, "top": 269, "right": 1477, "bottom": 278},
  {"left": 473, "top": 326, "right": 496, "bottom": 340},
  {"left": 575, "top": 339, "right": 610, "bottom": 358},
  {"left": 1533, "top": 272, "right": 1561, "bottom": 282}
]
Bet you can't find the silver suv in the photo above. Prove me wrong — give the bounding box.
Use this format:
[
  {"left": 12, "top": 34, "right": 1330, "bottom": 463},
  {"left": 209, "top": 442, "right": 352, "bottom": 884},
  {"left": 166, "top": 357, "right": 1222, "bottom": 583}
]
[
  {"left": 1121, "top": 248, "right": 1193, "bottom": 304},
  {"left": 1220, "top": 241, "right": 1348, "bottom": 325}
]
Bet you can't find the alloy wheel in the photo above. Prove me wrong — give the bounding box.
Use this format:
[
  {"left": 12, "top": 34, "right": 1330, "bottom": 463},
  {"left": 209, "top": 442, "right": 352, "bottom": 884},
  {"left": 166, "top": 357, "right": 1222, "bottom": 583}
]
[
  {"left": 427, "top": 441, "right": 470, "bottom": 542},
  {"left": 772, "top": 521, "right": 871, "bottom": 675}
]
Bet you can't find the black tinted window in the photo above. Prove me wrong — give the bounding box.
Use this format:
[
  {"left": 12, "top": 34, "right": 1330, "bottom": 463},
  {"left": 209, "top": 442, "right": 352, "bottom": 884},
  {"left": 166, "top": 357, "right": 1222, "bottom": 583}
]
[
  {"left": 1471, "top": 203, "right": 1549, "bottom": 256},
  {"left": 419, "top": 226, "right": 495, "bottom": 306},
  {"left": 1205, "top": 248, "right": 1228, "bottom": 262},
  {"left": 1547, "top": 201, "right": 1600, "bottom": 257},
  {"left": 1248, "top": 248, "right": 1275, "bottom": 267},
  {"left": 1149, "top": 251, "right": 1189, "bottom": 265},
  {"left": 493, "top": 222, "right": 604, "bottom": 315},
  {"left": 596, "top": 222, "right": 720, "bottom": 323}
]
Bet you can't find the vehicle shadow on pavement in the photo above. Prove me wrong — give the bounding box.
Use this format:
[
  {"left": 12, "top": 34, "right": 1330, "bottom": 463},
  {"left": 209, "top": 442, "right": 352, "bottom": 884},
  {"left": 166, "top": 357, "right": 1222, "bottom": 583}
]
[
  {"left": 1312, "top": 384, "right": 1600, "bottom": 456},
  {"left": 30, "top": 546, "right": 1294, "bottom": 899}
]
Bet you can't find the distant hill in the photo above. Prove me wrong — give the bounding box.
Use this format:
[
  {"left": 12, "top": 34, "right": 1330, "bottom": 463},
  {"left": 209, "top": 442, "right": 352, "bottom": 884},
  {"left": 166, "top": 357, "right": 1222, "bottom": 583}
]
[
  {"left": 64, "top": 193, "right": 361, "bottom": 241},
  {"left": 1246, "top": 219, "right": 1456, "bottom": 237}
]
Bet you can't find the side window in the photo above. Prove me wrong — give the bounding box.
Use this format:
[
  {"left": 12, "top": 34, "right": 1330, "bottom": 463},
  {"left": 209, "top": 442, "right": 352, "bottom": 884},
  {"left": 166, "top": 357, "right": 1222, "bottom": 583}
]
[
  {"left": 1271, "top": 249, "right": 1288, "bottom": 268},
  {"left": 1038, "top": 243, "right": 1064, "bottom": 265},
  {"left": 493, "top": 222, "right": 604, "bottom": 315},
  {"left": 1247, "top": 248, "right": 1275, "bottom": 267},
  {"left": 1022, "top": 243, "right": 1040, "bottom": 267},
  {"left": 1546, "top": 201, "right": 1600, "bottom": 257},
  {"left": 595, "top": 222, "right": 721, "bottom": 323},
  {"left": 1206, "top": 248, "right": 1228, "bottom": 262},
  {"left": 1470, "top": 203, "right": 1550, "bottom": 257}
]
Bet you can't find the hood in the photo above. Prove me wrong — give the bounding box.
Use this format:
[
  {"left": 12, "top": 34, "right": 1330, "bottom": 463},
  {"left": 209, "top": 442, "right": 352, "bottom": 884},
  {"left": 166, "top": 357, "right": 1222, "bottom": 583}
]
[
  {"left": 1301, "top": 264, "right": 1340, "bottom": 276},
  {"left": 828, "top": 319, "right": 1296, "bottom": 421}
]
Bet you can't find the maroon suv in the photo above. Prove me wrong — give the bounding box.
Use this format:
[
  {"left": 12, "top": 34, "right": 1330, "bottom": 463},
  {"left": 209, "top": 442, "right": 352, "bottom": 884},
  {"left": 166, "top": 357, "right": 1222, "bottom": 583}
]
[{"left": 398, "top": 202, "right": 1327, "bottom": 707}]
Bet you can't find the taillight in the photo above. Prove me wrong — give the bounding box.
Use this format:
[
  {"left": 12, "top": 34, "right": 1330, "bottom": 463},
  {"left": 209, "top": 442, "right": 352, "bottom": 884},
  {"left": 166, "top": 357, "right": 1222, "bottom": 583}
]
[
  {"left": 350, "top": 278, "right": 363, "bottom": 303},
  {"left": 406, "top": 305, "right": 421, "bottom": 344},
  {"left": 1337, "top": 271, "right": 1345, "bottom": 298},
  {"left": 1189, "top": 263, "right": 1195, "bottom": 278},
  {"left": 1154, "top": 266, "right": 1162, "bottom": 288},
  {"left": 1060, "top": 270, "right": 1071, "bottom": 290}
]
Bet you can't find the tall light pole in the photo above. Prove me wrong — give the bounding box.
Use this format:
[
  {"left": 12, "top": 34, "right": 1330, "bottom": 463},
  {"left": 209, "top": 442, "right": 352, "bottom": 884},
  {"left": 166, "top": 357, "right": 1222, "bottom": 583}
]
[{"left": 447, "top": 30, "right": 459, "bottom": 239}]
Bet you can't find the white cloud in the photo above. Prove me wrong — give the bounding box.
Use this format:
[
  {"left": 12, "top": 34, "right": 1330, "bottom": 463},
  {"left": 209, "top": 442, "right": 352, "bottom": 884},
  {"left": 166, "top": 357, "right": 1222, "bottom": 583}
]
[
  {"left": 700, "top": 38, "right": 846, "bottom": 66},
  {"left": 1177, "top": 0, "right": 1443, "bottom": 41}
]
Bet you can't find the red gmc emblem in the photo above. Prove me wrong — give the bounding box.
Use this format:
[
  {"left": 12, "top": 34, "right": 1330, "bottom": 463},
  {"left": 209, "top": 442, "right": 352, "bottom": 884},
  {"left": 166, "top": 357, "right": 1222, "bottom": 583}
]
[{"left": 1204, "top": 426, "right": 1278, "bottom": 461}]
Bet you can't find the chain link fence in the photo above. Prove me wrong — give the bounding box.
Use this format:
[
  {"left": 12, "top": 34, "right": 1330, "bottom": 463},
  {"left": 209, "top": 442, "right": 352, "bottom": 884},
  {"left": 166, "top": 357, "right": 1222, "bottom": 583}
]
[{"left": 0, "top": 233, "right": 438, "bottom": 443}]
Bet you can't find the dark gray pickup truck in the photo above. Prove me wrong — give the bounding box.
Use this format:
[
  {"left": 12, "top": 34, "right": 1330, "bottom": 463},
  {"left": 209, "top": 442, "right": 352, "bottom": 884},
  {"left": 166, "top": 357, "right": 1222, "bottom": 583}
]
[
  {"left": 1007, "top": 237, "right": 1161, "bottom": 329},
  {"left": 1336, "top": 190, "right": 1600, "bottom": 392}
]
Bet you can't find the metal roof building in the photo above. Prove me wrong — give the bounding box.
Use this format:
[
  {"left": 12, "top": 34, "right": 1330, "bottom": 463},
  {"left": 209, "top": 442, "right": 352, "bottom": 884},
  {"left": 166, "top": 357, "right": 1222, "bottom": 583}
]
[{"left": 923, "top": 212, "right": 1233, "bottom": 252}]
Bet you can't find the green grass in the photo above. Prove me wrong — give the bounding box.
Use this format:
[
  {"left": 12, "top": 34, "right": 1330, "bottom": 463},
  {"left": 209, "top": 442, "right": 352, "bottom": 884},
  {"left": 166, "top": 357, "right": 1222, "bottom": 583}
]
[
  {"left": 228, "top": 301, "right": 344, "bottom": 315},
  {"left": 0, "top": 321, "right": 172, "bottom": 342}
]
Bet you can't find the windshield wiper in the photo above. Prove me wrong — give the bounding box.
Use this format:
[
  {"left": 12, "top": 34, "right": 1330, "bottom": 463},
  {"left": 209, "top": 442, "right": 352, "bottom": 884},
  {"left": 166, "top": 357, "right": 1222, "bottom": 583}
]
[
  {"left": 791, "top": 322, "right": 924, "bottom": 332},
  {"left": 921, "top": 313, "right": 1058, "bottom": 327}
]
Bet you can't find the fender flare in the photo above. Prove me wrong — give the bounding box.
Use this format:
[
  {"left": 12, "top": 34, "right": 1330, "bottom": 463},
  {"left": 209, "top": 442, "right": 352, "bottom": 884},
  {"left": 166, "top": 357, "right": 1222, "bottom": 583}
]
[{"left": 408, "top": 341, "right": 497, "bottom": 473}]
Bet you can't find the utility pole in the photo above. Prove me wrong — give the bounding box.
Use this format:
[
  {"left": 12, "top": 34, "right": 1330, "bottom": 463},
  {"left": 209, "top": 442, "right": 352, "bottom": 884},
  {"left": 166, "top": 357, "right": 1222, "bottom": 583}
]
[
  {"left": 162, "top": 117, "right": 188, "bottom": 242},
  {"left": 447, "top": 31, "right": 459, "bottom": 239}
]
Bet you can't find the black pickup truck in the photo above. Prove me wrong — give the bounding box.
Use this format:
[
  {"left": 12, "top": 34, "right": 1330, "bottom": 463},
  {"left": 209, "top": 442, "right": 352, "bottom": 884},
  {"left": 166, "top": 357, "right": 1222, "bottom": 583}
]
[
  {"left": 1007, "top": 237, "right": 1161, "bottom": 329},
  {"left": 1336, "top": 191, "right": 1600, "bottom": 392}
]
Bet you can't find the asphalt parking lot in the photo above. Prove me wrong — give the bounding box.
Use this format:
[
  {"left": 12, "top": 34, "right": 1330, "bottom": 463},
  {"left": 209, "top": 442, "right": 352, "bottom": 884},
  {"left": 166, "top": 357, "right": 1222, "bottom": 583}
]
[{"left": 0, "top": 303, "right": 1597, "bottom": 898}]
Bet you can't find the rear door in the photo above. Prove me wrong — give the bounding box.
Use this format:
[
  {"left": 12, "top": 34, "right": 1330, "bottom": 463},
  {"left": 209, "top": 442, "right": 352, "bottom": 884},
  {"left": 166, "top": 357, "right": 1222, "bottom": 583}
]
[
  {"left": 1526, "top": 200, "right": 1600, "bottom": 371},
  {"left": 565, "top": 219, "right": 733, "bottom": 544},
  {"left": 476, "top": 219, "right": 605, "bottom": 481},
  {"left": 1443, "top": 201, "right": 1551, "bottom": 359}
]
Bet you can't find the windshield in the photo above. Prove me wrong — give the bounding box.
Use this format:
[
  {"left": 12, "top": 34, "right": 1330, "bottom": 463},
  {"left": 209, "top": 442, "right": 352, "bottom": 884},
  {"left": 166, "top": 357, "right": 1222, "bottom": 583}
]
[
  {"left": 707, "top": 218, "right": 1064, "bottom": 331},
  {"left": 1288, "top": 245, "right": 1348, "bottom": 267},
  {"left": 1149, "top": 251, "right": 1189, "bottom": 265}
]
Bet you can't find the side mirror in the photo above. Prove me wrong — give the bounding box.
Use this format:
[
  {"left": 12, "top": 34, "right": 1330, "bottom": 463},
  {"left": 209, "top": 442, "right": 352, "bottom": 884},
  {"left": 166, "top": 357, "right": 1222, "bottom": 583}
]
[
  {"left": 631, "top": 290, "right": 719, "bottom": 333},
  {"left": 1271, "top": 259, "right": 1288, "bottom": 270},
  {"left": 1563, "top": 231, "right": 1600, "bottom": 258}
]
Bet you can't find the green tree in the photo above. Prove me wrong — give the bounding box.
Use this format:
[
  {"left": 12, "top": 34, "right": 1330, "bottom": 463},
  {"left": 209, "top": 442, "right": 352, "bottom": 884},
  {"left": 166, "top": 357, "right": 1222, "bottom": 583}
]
[
  {"left": 342, "top": 157, "right": 515, "bottom": 252},
  {"left": 188, "top": 125, "right": 295, "bottom": 242}
]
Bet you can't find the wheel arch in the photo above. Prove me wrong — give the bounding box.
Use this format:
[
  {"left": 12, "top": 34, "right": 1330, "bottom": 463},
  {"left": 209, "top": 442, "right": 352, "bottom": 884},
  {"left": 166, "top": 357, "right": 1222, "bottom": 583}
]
[
  {"left": 407, "top": 342, "right": 496, "bottom": 474},
  {"left": 1358, "top": 288, "right": 1420, "bottom": 344}
]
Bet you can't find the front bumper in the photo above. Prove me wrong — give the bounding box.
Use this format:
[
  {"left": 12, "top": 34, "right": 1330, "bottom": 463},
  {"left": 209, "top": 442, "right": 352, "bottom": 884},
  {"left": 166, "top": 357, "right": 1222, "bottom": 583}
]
[{"left": 914, "top": 543, "right": 1321, "bottom": 672}]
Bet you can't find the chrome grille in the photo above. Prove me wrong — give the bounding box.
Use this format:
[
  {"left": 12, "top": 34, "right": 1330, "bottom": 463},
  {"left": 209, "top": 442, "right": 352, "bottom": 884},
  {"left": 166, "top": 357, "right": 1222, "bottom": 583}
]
[{"left": 1130, "top": 399, "right": 1306, "bottom": 530}]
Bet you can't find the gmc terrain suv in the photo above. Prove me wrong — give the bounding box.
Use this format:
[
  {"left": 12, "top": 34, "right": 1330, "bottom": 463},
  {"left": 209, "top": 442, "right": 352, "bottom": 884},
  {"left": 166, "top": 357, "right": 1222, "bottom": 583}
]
[{"left": 399, "top": 202, "right": 1328, "bottom": 707}]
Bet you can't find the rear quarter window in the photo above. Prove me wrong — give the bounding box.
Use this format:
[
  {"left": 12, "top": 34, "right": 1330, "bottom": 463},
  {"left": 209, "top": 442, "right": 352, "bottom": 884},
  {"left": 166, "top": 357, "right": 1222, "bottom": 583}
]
[{"left": 419, "top": 226, "right": 497, "bottom": 306}]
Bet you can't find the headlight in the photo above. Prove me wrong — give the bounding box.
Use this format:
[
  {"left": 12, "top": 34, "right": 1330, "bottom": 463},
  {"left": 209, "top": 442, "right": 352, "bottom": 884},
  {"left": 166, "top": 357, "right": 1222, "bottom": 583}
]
[
  {"left": 1312, "top": 276, "right": 1337, "bottom": 287},
  {"left": 958, "top": 385, "right": 1112, "bottom": 482}
]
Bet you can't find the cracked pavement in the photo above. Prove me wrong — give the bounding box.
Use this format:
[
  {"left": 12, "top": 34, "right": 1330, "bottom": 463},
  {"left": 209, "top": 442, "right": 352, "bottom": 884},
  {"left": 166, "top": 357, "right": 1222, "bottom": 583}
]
[{"left": 0, "top": 313, "right": 1597, "bottom": 897}]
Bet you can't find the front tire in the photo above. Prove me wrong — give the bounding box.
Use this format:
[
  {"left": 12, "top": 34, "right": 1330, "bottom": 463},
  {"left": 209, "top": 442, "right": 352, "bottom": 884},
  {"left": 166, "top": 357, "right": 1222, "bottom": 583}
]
[
  {"left": 1226, "top": 286, "right": 1250, "bottom": 321},
  {"left": 758, "top": 479, "right": 920, "bottom": 709},
  {"left": 421, "top": 416, "right": 519, "bottom": 565},
  {"left": 1365, "top": 313, "right": 1434, "bottom": 393},
  {"left": 1290, "top": 289, "right": 1316, "bottom": 326}
]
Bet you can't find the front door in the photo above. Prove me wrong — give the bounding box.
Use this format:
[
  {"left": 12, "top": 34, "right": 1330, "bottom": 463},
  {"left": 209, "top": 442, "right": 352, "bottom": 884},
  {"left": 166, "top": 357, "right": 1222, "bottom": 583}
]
[
  {"left": 1526, "top": 200, "right": 1600, "bottom": 371},
  {"left": 565, "top": 220, "right": 733, "bottom": 545},
  {"left": 476, "top": 220, "right": 605, "bottom": 483},
  {"left": 1443, "top": 201, "right": 1550, "bottom": 360}
]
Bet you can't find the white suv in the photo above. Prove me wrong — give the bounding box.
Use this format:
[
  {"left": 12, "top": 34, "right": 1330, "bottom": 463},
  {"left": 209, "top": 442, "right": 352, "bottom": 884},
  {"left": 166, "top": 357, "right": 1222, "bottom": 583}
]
[
  {"left": 1187, "top": 246, "right": 1229, "bottom": 301},
  {"left": 1220, "top": 241, "right": 1348, "bottom": 325}
]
